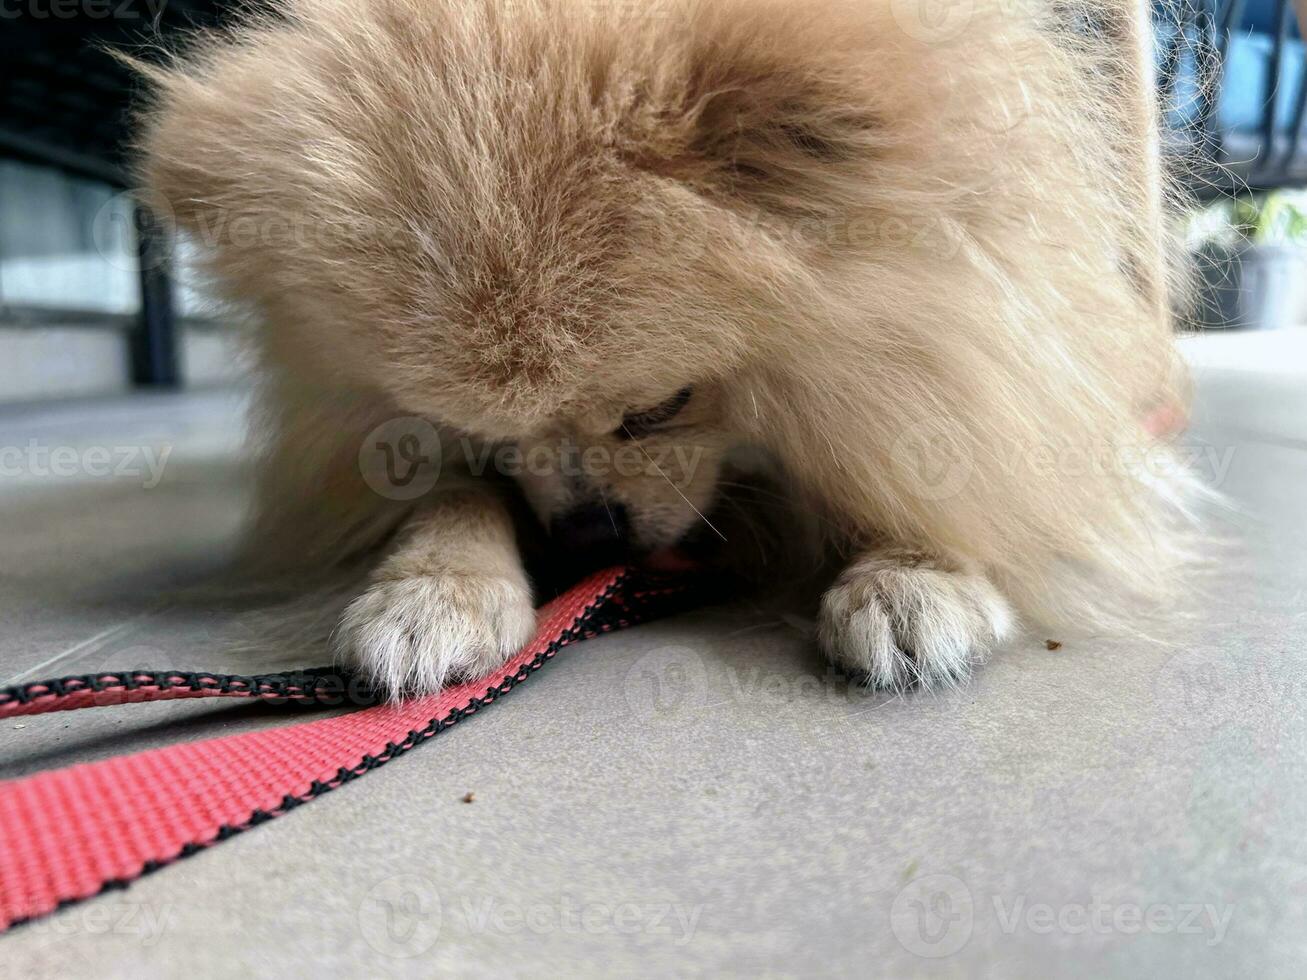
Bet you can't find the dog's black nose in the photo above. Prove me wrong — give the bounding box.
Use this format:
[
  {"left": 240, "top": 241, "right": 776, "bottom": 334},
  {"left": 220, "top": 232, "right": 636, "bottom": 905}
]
[{"left": 549, "top": 502, "right": 629, "bottom": 566}]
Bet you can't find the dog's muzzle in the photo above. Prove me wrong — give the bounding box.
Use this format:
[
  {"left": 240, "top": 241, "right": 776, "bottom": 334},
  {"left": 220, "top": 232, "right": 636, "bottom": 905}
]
[{"left": 549, "top": 501, "right": 630, "bottom": 571}]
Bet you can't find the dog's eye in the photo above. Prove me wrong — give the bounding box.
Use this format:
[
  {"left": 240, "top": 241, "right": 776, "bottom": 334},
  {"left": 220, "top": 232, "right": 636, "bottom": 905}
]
[{"left": 617, "top": 387, "right": 693, "bottom": 440}]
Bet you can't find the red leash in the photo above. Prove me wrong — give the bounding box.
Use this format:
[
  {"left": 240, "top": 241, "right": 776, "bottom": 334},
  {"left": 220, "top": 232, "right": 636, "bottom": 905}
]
[{"left": 0, "top": 567, "right": 684, "bottom": 933}]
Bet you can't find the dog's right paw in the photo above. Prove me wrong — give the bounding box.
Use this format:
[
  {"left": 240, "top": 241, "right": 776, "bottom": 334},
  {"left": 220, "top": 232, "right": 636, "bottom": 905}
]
[{"left": 337, "top": 571, "right": 537, "bottom": 698}]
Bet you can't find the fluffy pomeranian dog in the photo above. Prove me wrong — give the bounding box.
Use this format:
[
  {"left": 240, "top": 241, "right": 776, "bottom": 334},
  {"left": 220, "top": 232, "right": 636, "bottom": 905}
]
[{"left": 135, "top": 0, "right": 1195, "bottom": 695}]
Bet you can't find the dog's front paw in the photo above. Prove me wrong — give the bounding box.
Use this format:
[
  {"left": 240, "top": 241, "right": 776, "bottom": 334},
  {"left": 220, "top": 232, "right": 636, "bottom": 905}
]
[
  {"left": 818, "top": 550, "right": 1014, "bottom": 690},
  {"left": 338, "top": 571, "right": 536, "bottom": 697}
]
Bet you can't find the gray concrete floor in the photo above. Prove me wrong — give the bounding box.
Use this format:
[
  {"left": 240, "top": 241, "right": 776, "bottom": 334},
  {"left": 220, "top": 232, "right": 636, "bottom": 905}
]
[{"left": 1, "top": 331, "right": 1306, "bottom": 978}]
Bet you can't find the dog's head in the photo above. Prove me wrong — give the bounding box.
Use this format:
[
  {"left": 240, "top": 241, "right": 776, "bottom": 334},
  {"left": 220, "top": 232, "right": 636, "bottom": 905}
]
[
  {"left": 137, "top": 0, "right": 889, "bottom": 566},
  {"left": 508, "top": 383, "right": 727, "bottom": 561},
  {"left": 139, "top": 0, "right": 1188, "bottom": 619}
]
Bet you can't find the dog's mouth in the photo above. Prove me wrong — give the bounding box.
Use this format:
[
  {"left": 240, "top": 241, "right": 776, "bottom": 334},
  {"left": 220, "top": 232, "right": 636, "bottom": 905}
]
[
  {"left": 640, "top": 546, "right": 701, "bottom": 575},
  {"left": 520, "top": 486, "right": 755, "bottom": 594},
  {"left": 534, "top": 514, "right": 716, "bottom": 591},
  {"left": 540, "top": 496, "right": 719, "bottom": 579},
  {"left": 549, "top": 538, "right": 702, "bottom": 585}
]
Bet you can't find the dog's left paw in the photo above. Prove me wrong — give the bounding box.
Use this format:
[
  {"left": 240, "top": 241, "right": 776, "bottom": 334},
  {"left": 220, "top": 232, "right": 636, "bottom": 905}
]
[{"left": 818, "top": 550, "right": 1014, "bottom": 690}]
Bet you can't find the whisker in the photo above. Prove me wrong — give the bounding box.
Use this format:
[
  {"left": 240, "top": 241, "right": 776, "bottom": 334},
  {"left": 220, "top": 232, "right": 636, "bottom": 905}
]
[
  {"left": 597, "top": 485, "right": 621, "bottom": 538},
  {"left": 721, "top": 493, "right": 769, "bottom": 556},
  {"left": 716, "top": 480, "right": 842, "bottom": 536},
  {"left": 621, "top": 426, "right": 728, "bottom": 543}
]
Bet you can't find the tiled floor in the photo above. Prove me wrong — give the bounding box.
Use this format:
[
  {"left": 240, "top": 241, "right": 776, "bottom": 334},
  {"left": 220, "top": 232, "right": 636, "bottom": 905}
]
[{"left": 1, "top": 332, "right": 1306, "bottom": 978}]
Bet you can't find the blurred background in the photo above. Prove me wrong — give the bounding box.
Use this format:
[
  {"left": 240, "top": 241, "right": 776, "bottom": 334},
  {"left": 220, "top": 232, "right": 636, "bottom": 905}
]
[{"left": 0, "top": 1, "right": 247, "bottom": 402}]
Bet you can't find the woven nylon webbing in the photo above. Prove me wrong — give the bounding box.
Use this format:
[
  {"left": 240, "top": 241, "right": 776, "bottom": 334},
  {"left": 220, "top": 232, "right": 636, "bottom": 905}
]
[{"left": 0, "top": 567, "right": 681, "bottom": 932}]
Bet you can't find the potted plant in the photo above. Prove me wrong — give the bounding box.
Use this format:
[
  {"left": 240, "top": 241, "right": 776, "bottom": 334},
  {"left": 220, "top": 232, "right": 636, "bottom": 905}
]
[{"left": 1188, "top": 190, "right": 1307, "bottom": 330}]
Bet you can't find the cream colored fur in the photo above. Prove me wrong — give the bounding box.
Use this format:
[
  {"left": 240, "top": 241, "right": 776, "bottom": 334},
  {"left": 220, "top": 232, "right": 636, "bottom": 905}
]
[{"left": 134, "top": 0, "right": 1196, "bottom": 694}]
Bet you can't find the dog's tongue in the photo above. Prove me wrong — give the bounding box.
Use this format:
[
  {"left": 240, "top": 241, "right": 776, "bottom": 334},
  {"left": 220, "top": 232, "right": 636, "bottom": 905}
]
[{"left": 642, "top": 547, "right": 700, "bottom": 575}]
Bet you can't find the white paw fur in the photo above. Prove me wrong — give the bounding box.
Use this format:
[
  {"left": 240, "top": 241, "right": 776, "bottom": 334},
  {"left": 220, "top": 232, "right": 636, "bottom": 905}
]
[
  {"left": 337, "top": 572, "right": 536, "bottom": 697},
  {"left": 818, "top": 551, "right": 1014, "bottom": 690}
]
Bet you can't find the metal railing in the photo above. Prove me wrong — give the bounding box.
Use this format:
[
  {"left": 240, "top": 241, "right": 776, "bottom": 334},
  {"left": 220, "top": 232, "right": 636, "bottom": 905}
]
[
  {"left": 1155, "top": 0, "right": 1307, "bottom": 195},
  {"left": 0, "top": 1, "right": 240, "bottom": 390}
]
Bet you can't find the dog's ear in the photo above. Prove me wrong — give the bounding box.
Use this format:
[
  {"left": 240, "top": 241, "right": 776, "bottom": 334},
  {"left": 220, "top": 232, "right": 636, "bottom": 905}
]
[
  {"left": 128, "top": 35, "right": 334, "bottom": 245},
  {"left": 632, "top": 3, "right": 882, "bottom": 218},
  {"left": 128, "top": 52, "right": 247, "bottom": 235}
]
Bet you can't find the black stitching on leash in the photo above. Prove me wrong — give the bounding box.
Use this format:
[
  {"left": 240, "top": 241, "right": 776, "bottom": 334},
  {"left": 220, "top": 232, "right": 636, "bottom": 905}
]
[{"left": 3, "top": 570, "right": 698, "bottom": 933}]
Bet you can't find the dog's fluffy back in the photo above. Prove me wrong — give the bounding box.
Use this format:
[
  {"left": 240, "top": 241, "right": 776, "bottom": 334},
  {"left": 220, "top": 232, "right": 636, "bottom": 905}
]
[{"left": 136, "top": 0, "right": 1196, "bottom": 630}]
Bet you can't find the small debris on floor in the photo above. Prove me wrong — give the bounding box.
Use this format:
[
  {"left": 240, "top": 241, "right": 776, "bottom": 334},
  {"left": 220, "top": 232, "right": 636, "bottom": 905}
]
[
  {"left": 12, "top": 724, "right": 26, "bottom": 730},
  {"left": 1045, "top": 640, "right": 1063, "bottom": 651},
  {"left": 461, "top": 792, "right": 476, "bottom": 804}
]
